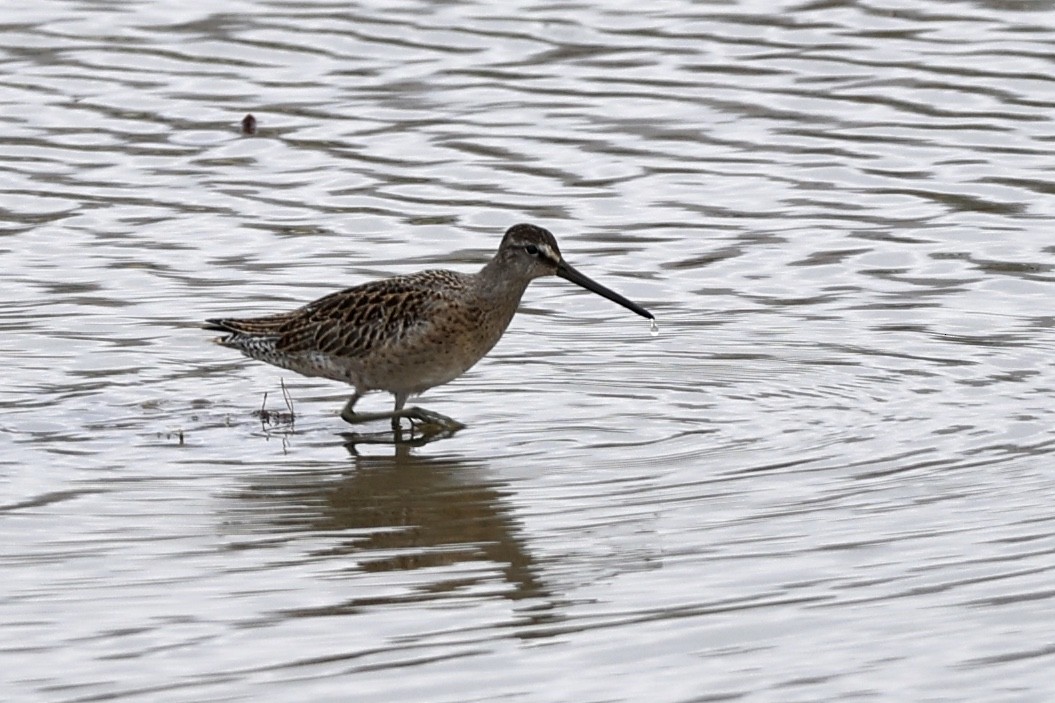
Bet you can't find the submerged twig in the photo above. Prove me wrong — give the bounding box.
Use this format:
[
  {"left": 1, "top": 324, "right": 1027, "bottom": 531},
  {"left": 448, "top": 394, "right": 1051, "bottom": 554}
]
[
  {"left": 255, "top": 380, "right": 296, "bottom": 434},
  {"left": 280, "top": 378, "right": 295, "bottom": 421}
]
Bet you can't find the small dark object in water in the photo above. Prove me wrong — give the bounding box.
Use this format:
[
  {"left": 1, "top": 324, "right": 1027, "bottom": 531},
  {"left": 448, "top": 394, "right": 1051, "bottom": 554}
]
[{"left": 241, "top": 114, "right": 257, "bottom": 135}]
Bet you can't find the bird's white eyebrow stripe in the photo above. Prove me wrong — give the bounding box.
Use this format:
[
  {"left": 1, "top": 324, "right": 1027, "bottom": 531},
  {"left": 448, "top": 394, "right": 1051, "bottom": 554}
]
[{"left": 539, "top": 244, "right": 559, "bottom": 262}]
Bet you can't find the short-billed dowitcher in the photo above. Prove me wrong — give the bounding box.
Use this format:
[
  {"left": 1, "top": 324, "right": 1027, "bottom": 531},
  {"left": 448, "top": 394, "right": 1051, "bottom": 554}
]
[{"left": 205, "top": 223, "right": 653, "bottom": 431}]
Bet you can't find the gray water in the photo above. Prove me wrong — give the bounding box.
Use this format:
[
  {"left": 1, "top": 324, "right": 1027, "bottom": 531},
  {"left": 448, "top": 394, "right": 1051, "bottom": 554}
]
[{"left": 2, "top": 1, "right": 1054, "bottom": 701}]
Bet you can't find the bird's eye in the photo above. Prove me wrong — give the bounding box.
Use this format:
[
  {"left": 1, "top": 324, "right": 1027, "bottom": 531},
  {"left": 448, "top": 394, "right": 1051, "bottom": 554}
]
[{"left": 525, "top": 245, "right": 540, "bottom": 256}]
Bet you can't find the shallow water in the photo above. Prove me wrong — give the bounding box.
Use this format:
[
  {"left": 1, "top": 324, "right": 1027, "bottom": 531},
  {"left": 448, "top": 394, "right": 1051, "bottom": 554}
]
[{"left": 2, "top": 1, "right": 1055, "bottom": 701}]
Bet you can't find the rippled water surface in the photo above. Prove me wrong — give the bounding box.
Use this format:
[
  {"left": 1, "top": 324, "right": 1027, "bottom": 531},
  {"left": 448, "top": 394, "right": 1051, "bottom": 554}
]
[{"left": 3, "top": 1, "right": 1055, "bottom": 700}]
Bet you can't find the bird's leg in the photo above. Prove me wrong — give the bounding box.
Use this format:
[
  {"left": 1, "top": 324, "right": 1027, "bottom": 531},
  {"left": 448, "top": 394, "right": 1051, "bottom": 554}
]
[
  {"left": 390, "top": 393, "right": 408, "bottom": 431},
  {"left": 339, "top": 393, "right": 362, "bottom": 424},
  {"left": 339, "top": 392, "right": 463, "bottom": 434},
  {"left": 340, "top": 392, "right": 404, "bottom": 424}
]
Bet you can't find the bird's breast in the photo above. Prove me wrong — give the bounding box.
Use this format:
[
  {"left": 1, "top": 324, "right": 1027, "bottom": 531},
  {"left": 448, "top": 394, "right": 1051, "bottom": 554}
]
[{"left": 362, "top": 291, "right": 521, "bottom": 394}]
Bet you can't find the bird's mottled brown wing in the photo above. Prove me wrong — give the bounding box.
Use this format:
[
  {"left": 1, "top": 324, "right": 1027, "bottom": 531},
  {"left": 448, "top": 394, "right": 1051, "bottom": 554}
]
[{"left": 208, "top": 270, "right": 471, "bottom": 361}]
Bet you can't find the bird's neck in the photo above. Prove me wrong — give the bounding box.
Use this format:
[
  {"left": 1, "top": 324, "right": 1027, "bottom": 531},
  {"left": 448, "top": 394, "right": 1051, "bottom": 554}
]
[
  {"left": 477, "top": 258, "right": 528, "bottom": 291},
  {"left": 475, "top": 259, "right": 532, "bottom": 319}
]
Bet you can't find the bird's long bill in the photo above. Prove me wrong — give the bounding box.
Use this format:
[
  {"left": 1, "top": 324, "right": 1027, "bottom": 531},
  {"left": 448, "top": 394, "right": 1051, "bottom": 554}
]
[{"left": 556, "top": 261, "right": 654, "bottom": 320}]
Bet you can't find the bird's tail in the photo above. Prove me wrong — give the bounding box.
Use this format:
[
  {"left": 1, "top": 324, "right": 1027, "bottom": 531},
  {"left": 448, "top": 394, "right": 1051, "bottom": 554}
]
[{"left": 204, "top": 317, "right": 284, "bottom": 355}]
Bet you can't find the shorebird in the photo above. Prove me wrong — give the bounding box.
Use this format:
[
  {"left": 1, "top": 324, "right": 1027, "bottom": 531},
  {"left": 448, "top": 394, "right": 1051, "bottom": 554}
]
[{"left": 205, "top": 223, "right": 653, "bottom": 431}]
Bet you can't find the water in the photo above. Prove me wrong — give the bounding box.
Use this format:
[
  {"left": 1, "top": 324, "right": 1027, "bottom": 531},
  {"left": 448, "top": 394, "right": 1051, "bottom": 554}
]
[{"left": 2, "top": 0, "right": 1054, "bottom": 701}]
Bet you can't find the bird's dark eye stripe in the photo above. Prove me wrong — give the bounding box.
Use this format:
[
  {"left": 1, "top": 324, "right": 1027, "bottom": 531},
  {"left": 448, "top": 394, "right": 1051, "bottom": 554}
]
[{"left": 524, "top": 244, "right": 540, "bottom": 255}]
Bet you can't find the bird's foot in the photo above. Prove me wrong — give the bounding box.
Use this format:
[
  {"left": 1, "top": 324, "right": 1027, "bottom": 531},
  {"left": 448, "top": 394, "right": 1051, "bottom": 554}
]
[
  {"left": 340, "top": 407, "right": 389, "bottom": 425},
  {"left": 340, "top": 405, "right": 464, "bottom": 437},
  {"left": 394, "top": 406, "right": 466, "bottom": 435}
]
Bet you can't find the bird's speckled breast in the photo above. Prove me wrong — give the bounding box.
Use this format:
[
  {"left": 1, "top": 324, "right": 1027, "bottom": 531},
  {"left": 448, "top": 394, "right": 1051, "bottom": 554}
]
[{"left": 354, "top": 281, "right": 524, "bottom": 396}]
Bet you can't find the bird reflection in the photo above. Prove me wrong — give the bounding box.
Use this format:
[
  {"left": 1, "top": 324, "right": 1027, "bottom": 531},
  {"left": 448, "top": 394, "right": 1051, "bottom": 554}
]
[{"left": 226, "top": 443, "right": 550, "bottom": 606}]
